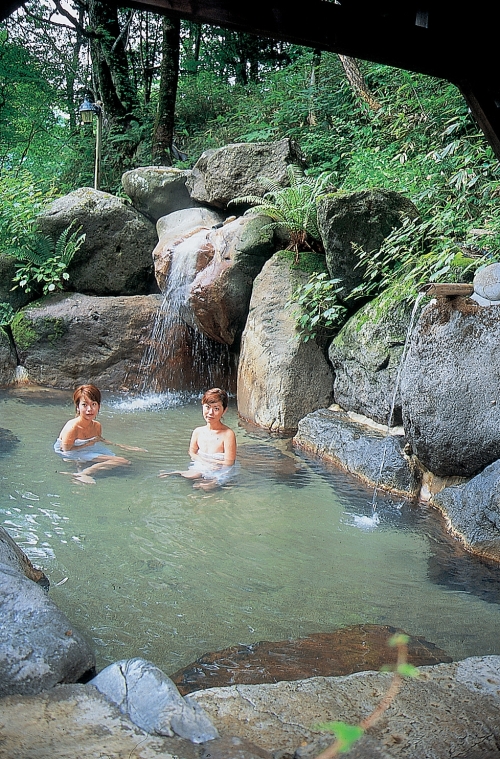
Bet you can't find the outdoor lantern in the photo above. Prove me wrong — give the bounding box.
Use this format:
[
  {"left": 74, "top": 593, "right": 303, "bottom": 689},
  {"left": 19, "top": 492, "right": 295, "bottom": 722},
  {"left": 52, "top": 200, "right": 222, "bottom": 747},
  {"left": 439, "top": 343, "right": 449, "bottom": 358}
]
[
  {"left": 79, "top": 95, "right": 100, "bottom": 124},
  {"left": 78, "top": 96, "right": 103, "bottom": 191}
]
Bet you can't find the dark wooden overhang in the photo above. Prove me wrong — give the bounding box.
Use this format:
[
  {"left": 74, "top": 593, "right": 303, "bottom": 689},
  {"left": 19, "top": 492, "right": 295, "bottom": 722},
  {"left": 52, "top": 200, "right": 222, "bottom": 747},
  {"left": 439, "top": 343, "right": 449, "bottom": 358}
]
[{"left": 4, "top": 1, "right": 499, "bottom": 159}]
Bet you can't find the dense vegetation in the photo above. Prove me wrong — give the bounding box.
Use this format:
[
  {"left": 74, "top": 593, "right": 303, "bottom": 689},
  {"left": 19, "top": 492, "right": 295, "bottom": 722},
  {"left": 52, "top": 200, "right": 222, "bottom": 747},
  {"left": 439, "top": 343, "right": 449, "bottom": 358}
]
[{"left": 1, "top": 2, "right": 499, "bottom": 324}]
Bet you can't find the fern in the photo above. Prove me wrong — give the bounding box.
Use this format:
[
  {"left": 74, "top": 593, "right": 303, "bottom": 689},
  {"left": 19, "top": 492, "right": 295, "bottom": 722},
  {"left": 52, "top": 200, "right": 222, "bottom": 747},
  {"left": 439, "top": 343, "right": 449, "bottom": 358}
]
[
  {"left": 230, "top": 164, "right": 335, "bottom": 262},
  {"left": 12, "top": 221, "right": 86, "bottom": 295}
]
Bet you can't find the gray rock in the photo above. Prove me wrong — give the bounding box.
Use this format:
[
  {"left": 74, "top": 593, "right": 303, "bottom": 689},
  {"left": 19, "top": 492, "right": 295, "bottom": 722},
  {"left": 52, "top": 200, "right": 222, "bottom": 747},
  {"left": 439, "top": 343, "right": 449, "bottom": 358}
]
[
  {"left": 37, "top": 188, "right": 158, "bottom": 296},
  {"left": 188, "top": 214, "right": 275, "bottom": 345},
  {"left": 329, "top": 297, "right": 419, "bottom": 425},
  {"left": 293, "top": 407, "right": 420, "bottom": 496},
  {"left": 0, "top": 526, "right": 47, "bottom": 586},
  {"left": 186, "top": 139, "right": 305, "bottom": 209},
  {"left": 473, "top": 262, "right": 500, "bottom": 302},
  {"left": 91, "top": 657, "right": 219, "bottom": 742},
  {"left": 11, "top": 292, "right": 163, "bottom": 391},
  {"left": 0, "top": 327, "right": 17, "bottom": 386},
  {"left": 0, "top": 563, "right": 95, "bottom": 697},
  {"left": 0, "top": 682, "right": 199, "bottom": 759},
  {"left": 400, "top": 297, "right": 500, "bottom": 477},
  {"left": 432, "top": 459, "right": 500, "bottom": 560},
  {"left": 317, "top": 190, "right": 419, "bottom": 297},
  {"left": 2, "top": 659, "right": 500, "bottom": 759},
  {"left": 237, "top": 255, "right": 333, "bottom": 433},
  {"left": 191, "top": 659, "right": 500, "bottom": 759},
  {"left": 122, "top": 166, "right": 197, "bottom": 222}
]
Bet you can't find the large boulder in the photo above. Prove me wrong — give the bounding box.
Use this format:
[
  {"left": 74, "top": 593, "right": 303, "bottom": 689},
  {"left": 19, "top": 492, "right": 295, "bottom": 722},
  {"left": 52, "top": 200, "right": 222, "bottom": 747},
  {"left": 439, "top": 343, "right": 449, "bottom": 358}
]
[
  {"left": 294, "top": 407, "right": 420, "bottom": 496},
  {"left": 122, "top": 166, "right": 197, "bottom": 222},
  {"left": 432, "top": 459, "right": 500, "bottom": 561},
  {"left": 188, "top": 215, "right": 275, "bottom": 345},
  {"left": 11, "top": 292, "right": 163, "bottom": 391},
  {"left": 0, "top": 527, "right": 95, "bottom": 697},
  {"left": 186, "top": 139, "right": 305, "bottom": 209},
  {"left": 237, "top": 254, "right": 333, "bottom": 433},
  {"left": 400, "top": 297, "right": 500, "bottom": 477},
  {"left": 37, "top": 188, "right": 158, "bottom": 296},
  {"left": 153, "top": 207, "right": 224, "bottom": 292},
  {"left": 329, "top": 296, "right": 420, "bottom": 425},
  {"left": 317, "top": 190, "right": 419, "bottom": 296}
]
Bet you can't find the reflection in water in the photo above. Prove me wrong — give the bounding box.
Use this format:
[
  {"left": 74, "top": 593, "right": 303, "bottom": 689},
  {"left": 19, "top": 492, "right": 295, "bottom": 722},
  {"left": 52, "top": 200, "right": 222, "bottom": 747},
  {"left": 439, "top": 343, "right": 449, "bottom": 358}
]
[{"left": 1, "top": 387, "right": 500, "bottom": 677}]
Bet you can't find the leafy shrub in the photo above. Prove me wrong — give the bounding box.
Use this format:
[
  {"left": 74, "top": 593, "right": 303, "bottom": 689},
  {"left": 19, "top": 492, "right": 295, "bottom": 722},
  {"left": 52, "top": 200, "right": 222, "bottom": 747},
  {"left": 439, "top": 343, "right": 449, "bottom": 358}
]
[{"left": 11, "top": 222, "right": 86, "bottom": 296}]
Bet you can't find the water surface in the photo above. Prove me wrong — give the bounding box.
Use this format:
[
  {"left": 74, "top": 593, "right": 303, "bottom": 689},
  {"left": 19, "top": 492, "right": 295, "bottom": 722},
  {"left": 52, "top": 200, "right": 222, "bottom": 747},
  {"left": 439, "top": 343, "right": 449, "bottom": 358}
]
[{"left": 1, "top": 387, "right": 499, "bottom": 674}]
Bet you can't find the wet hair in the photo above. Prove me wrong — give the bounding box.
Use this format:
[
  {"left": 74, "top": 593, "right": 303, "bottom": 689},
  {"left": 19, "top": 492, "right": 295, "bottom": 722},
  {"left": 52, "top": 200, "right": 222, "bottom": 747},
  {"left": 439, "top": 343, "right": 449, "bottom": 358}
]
[
  {"left": 73, "top": 384, "right": 101, "bottom": 413},
  {"left": 201, "top": 387, "right": 228, "bottom": 410}
]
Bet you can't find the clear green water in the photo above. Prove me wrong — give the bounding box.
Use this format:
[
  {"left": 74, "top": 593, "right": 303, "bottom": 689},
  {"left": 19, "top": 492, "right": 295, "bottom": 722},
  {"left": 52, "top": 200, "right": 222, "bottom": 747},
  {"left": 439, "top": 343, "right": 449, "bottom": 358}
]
[{"left": 1, "top": 386, "right": 500, "bottom": 675}]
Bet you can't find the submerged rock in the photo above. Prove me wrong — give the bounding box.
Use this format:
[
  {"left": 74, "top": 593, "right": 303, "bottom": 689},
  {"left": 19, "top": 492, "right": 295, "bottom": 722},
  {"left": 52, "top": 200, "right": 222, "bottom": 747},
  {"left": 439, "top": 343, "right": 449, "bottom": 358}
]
[
  {"left": 171, "top": 625, "right": 452, "bottom": 694},
  {"left": 91, "top": 657, "right": 219, "bottom": 743},
  {"left": 294, "top": 407, "right": 420, "bottom": 496}
]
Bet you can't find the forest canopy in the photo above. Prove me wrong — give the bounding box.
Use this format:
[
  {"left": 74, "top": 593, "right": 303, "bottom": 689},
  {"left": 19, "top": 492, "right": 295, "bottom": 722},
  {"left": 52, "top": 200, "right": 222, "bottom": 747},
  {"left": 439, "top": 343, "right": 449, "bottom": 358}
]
[{"left": 1, "top": 0, "right": 499, "bottom": 311}]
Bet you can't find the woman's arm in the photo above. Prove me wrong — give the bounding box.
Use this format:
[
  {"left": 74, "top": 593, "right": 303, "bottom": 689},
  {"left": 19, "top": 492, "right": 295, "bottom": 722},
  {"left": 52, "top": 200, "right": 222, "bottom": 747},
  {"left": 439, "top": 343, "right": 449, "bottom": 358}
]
[{"left": 223, "top": 429, "right": 237, "bottom": 467}]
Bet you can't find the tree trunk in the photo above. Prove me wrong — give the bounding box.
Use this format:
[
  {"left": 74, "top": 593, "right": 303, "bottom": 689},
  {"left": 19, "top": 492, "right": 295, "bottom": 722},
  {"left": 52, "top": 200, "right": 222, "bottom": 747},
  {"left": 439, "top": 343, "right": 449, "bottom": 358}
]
[
  {"left": 338, "top": 55, "right": 381, "bottom": 112},
  {"left": 152, "top": 15, "right": 180, "bottom": 165},
  {"left": 307, "top": 49, "right": 321, "bottom": 126},
  {"left": 87, "top": 0, "right": 139, "bottom": 125}
]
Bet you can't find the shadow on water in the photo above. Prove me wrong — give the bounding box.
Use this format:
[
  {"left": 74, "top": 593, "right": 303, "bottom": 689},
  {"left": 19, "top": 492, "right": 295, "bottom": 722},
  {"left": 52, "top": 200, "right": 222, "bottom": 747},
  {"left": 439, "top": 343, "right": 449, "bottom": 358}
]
[{"left": 300, "top": 450, "right": 500, "bottom": 607}]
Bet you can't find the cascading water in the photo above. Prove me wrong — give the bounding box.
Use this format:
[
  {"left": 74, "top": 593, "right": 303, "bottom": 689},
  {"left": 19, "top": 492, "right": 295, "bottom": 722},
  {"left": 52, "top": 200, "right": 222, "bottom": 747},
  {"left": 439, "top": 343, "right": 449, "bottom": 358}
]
[
  {"left": 364, "top": 291, "right": 426, "bottom": 523},
  {"left": 134, "top": 228, "right": 233, "bottom": 400}
]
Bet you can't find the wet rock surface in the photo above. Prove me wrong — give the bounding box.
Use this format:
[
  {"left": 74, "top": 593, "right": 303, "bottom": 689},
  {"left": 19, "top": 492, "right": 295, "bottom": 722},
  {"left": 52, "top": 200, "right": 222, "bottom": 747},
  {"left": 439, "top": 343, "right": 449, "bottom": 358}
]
[
  {"left": 171, "top": 625, "right": 452, "bottom": 694},
  {"left": 0, "top": 527, "right": 95, "bottom": 698},
  {"left": 432, "top": 459, "right": 500, "bottom": 561},
  {"left": 294, "top": 407, "right": 420, "bottom": 496}
]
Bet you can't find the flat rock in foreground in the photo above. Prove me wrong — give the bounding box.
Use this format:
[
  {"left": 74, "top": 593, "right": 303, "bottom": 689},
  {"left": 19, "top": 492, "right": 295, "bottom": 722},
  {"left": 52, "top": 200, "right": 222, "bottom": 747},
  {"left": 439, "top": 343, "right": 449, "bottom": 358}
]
[{"left": 2, "top": 658, "right": 500, "bottom": 759}]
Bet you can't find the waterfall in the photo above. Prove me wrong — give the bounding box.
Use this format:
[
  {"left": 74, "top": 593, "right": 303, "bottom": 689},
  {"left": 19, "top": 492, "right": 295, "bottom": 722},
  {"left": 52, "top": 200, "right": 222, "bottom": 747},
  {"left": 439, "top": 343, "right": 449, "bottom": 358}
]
[
  {"left": 370, "top": 291, "right": 426, "bottom": 511},
  {"left": 135, "top": 228, "right": 233, "bottom": 397}
]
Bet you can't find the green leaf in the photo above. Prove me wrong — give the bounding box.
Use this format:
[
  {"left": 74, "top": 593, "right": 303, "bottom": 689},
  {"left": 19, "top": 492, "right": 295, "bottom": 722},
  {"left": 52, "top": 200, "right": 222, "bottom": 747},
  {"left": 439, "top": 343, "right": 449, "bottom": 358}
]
[
  {"left": 315, "top": 722, "right": 365, "bottom": 753},
  {"left": 396, "top": 663, "right": 420, "bottom": 679}
]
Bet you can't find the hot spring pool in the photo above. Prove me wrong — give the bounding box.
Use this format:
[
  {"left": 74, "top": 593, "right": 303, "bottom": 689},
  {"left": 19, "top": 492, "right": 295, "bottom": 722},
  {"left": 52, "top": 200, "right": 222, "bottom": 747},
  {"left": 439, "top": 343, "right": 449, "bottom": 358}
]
[{"left": 1, "top": 386, "right": 499, "bottom": 675}]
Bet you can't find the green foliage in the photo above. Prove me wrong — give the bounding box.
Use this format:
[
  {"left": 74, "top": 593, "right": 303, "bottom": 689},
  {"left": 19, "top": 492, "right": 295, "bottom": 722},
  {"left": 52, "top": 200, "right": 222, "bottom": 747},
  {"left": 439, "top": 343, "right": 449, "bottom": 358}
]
[
  {"left": 11, "top": 312, "right": 38, "bottom": 350},
  {"left": 314, "top": 722, "right": 364, "bottom": 753},
  {"left": 11, "top": 222, "right": 86, "bottom": 296},
  {"left": 0, "top": 168, "right": 55, "bottom": 254},
  {"left": 286, "top": 272, "right": 347, "bottom": 341},
  {"left": 0, "top": 301, "right": 15, "bottom": 328},
  {"left": 230, "top": 165, "right": 335, "bottom": 259}
]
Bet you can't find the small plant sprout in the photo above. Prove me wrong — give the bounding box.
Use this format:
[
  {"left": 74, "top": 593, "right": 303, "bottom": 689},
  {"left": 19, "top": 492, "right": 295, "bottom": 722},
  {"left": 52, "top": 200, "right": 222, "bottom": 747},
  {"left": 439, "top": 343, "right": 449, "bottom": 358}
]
[{"left": 313, "top": 634, "right": 420, "bottom": 757}]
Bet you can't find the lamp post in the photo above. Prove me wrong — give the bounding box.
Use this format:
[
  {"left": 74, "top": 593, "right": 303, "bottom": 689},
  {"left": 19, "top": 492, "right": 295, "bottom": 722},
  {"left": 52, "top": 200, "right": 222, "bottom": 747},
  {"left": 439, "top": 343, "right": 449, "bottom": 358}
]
[{"left": 79, "top": 96, "right": 103, "bottom": 191}]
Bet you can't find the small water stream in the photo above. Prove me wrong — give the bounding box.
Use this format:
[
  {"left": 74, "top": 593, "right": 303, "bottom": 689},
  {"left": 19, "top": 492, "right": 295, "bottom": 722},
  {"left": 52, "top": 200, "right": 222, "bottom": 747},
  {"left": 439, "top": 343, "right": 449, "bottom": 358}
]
[{"left": 1, "top": 387, "right": 500, "bottom": 676}]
